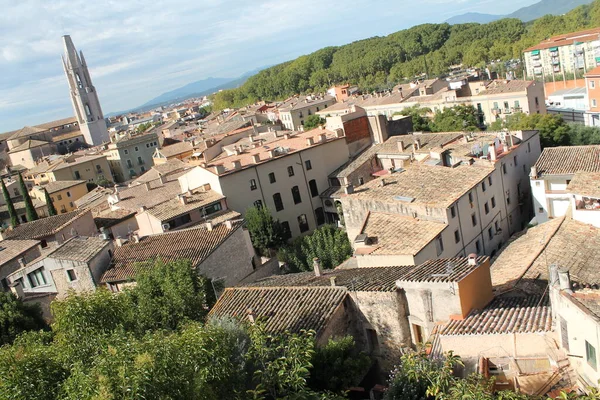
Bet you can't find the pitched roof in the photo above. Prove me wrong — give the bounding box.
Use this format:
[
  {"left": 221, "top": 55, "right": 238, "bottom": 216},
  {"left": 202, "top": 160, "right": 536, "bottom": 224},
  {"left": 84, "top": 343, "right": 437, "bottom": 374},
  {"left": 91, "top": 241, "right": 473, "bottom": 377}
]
[
  {"left": 34, "top": 117, "right": 77, "bottom": 130},
  {"left": 94, "top": 208, "right": 136, "bottom": 230},
  {"left": 525, "top": 27, "right": 600, "bottom": 52},
  {"left": 113, "top": 171, "right": 187, "bottom": 211},
  {"left": 358, "top": 212, "right": 446, "bottom": 256},
  {"left": 0, "top": 240, "right": 40, "bottom": 266},
  {"left": 8, "top": 139, "right": 52, "bottom": 153},
  {"left": 397, "top": 256, "right": 489, "bottom": 283},
  {"left": 46, "top": 236, "right": 110, "bottom": 262},
  {"left": 155, "top": 141, "right": 194, "bottom": 158},
  {"left": 478, "top": 80, "right": 534, "bottom": 96},
  {"left": 145, "top": 189, "right": 224, "bottom": 222},
  {"left": 534, "top": 146, "right": 600, "bottom": 177},
  {"left": 586, "top": 66, "right": 600, "bottom": 78},
  {"left": 132, "top": 159, "right": 188, "bottom": 184},
  {"left": 100, "top": 220, "right": 243, "bottom": 283},
  {"left": 439, "top": 296, "right": 552, "bottom": 336},
  {"left": 41, "top": 180, "right": 86, "bottom": 194},
  {"left": 8, "top": 126, "right": 47, "bottom": 141},
  {"left": 567, "top": 172, "right": 600, "bottom": 199},
  {"left": 349, "top": 164, "right": 492, "bottom": 208},
  {"left": 3, "top": 210, "right": 90, "bottom": 240},
  {"left": 209, "top": 286, "right": 348, "bottom": 335}
]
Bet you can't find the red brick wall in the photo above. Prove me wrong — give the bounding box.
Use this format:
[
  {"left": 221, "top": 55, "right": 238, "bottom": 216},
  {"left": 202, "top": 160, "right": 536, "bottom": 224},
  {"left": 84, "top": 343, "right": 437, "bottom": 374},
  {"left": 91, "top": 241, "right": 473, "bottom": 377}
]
[
  {"left": 343, "top": 116, "right": 370, "bottom": 143},
  {"left": 544, "top": 80, "right": 586, "bottom": 97}
]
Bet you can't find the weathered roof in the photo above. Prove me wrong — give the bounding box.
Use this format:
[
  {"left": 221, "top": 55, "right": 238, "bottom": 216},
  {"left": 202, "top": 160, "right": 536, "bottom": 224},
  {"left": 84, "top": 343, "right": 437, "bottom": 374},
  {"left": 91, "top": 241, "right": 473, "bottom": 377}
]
[
  {"left": 534, "top": 146, "right": 600, "bottom": 177},
  {"left": 101, "top": 220, "right": 243, "bottom": 283},
  {"left": 3, "top": 210, "right": 90, "bottom": 240},
  {"left": 248, "top": 266, "right": 414, "bottom": 292},
  {"left": 34, "top": 117, "right": 77, "bottom": 130},
  {"left": 50, "top": 154, "right": 107, "bottom": 171},
  {"left": 155, "top": 141, "right": 194, "bottom": 158},
  {"left": 94, "top": 208, "right": 136, "bottom": 230},
  {"left": 8, "top": 139, "right": 52, "bottom": 153},
  {"left": 8, "top": 126, "right": 47, "bottom": 141},
  {"left": 397, "top": 256, "right": 489, "bottom": 283},
  {"left": 348, "top": 164, "right": 492, "bottom": 208},
  {"left": 526, "top": 27, "right": 600, "bottom": 52},
  {"left": 145, "top": 190, "right": 225, "bottom": 222},
  {"left": 478, "top": 80, "right": 534, "bottom": 96},
  {"left": 567, "top": 172, "right": 600, "bottom": 199},
  {"left": 586, "top": 66, "right": 600, "bottom": 78},
  {"left": 42, "top": 180, "right": 86, "bottom": 194},
  {"left": 439, "top": 296, "right": 552, "bottom": 336},
  {"left": 113, "top": 171, "right": 187, "bottom": 211},
  {"left": 0, "top": 240, "right": 40, "bottom": 266},
  {"left": 74, "top": 187, "right": 113, "bottom": 212},
  {"left": 46, "top": 236, "right": 109, "bottom": 262},
  {"left": 208, "top": 286, "right": 347, "bottom": 335},
  {"left": 359, "top": 212, "right": 446, "bottom": 256},
  {"left": 133, "top": 159, "right": 188, "bottom": 184}
]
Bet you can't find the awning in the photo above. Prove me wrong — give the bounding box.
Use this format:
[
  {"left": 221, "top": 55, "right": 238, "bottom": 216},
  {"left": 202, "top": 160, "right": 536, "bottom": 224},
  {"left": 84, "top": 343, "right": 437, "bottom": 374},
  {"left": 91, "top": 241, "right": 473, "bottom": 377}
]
[
  {"left": 549, "top": 47, "right": 558, "bottom": 52},
  {"left": 531, "top": 50, "right": 540, "bottom": 56}
]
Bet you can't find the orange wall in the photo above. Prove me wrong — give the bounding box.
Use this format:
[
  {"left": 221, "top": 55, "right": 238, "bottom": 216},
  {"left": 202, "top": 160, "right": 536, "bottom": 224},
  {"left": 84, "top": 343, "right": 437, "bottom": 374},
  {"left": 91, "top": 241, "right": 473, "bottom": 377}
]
[
  {"left": 544, "top": 80, "right": 586, "bottom": 98},
  {"left": 456, "top": 259, "right": 494, "bottom": 319},
  {"left": 587, "top": 77, "right": 600, "bottom": 111}
]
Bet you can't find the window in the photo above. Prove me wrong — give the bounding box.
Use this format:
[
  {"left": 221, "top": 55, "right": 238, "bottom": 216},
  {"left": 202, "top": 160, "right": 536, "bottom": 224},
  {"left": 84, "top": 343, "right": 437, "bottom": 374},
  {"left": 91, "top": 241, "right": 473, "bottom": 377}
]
[
  {"left": 40, "top": 239, "right": 47, "bottom": 248},
  {"left": 138, "top": 156, "right": 144, "bottom": 165},
  {"left": 27, "top": 268, "right": 46, "bottom": 288},
  {"left": 167, "top": 213, "right": 192, "bottom": 229},
  {"left": 13, "top": 188, "right": 18, "bottom": 196},
  {"left": 74, "top": 170, "right": 81, "bottom": 179},
  {"left": 586, "top": 341, "right": 597, "bottom": 370},
  {"left": 493, "top": 101, "right": 499, "bottom": 109},
  {"left": 273, "top": 193, "right": 284, "bottom": 211},
  {"left": 268, "top": 172, "right": 276, "bottom": 183},
  {"left": 124, "top": 149, "right": 129, "bottom": 155},
  {"left": 358, "top": 177, "right": 364, "bottom": 185},
  {"left": 468, "top": 192, "right": 473, "bottom": 203},
  {"left": 523, "top": 165, "right": 527, "bottom": 174},
  {"left": 309, "top": 179, "right": 319, "bottom": 197},
  {"left": 450, "top": 205, "right": 456, "bottom": 218},
  {"left": 594, "top": 99, "right": 598, "bottom": 108},
  {"left": 305, "top": 160, "right": 312, "bottom": 170},
  {"left": 66, "top": 269, "right": 77, "bottom": 282},
  {"left": 539, "top": 207, "right": 544, "bottom": 213},
  {"left": 254, "top": 200, "right": 263, "bottom": 208},
  {"left": 127, "top": 159, "right": 133, "bottom": 168},
  {"left": 57, "top": 194, "right": 62, "bottom": 201},
  {"left": 250, "top": 179, "right": 257, "bottom": 191},
  {"left": 502, "top": 164, "right": 507, "bottom": 174},
  {"left": 300, "top": 120, "right": 304, "bottom": 126},
  {"left": 488, "top": 227, "right": 493, "bottom": 240},
  {"left": 535, "top": 97, "right": 539, "bottom": 106},
  {"left": 291, "top": 186, "right": 302, "bottom": 204},
  {"left": 454, "top": 230, "right": 460, "bottom": 243},
  {"left": 471, "top": 213, "right": 477, "bottom": 226},
  {"left": 527, "top": 142, "right": 531, "bottom": 153},
  {"left": 435, "top": 235, "right": 444, "bottom": 256},
  {"left": 513, "top": 156, "right": 518, "bottom": 166},
  {"left": 69, "top": 202, "right": 74, "bottom": 208},
  {"left": 514, "top": 100, "right": 520, "bottom": 108},
  {"left": 491, "top": 197, "right": 496, "bottom": 208},
  {"left": 298, "top": 214, "right": 309, "bottom": 233},
  {"left": 281, "top": 221, "right": 292, "bottom": 240},
  {"left": 494, "top": 220, "right": 500, "bottom": 232},
  {"left": 504, "top": 101, "right": 509, "bottom": 110},
  {"left": 482, "top": 181, "right": 486, "bottom": 192},
  {"left": 287, "top": 166, "right": 295, "bottom": 177},
  {"left": 66, "top": 191, "right": 71, "bottom": 198},
  {"left": 535, "top": 181, "right": 541, "bottom": 187},
  {"left": 298, "top": 112, "right": 303, "bottom": 118},
  {"left": 96, "top": 164, "right": 102, "bottom": 172},
  {"left": 315, "top": 207, "right": 325, "bottom": 225},
  {"left": 590, "top": 80, "right": 596, "bottom": 89},
  {"left": 484, "top": 202, "right": 489, "bottom": 214},
  {"left": 475, "top": 240, "right": 481, "bottom": 253},
  {"left": 506, "top": 195, "right": 511, "bottom": 205},
  {"left": 135, "top": 146, "right": 139, "bottom": 152},
  {"left": 560, "top": 317, "right": 569, "bottom": 351}
]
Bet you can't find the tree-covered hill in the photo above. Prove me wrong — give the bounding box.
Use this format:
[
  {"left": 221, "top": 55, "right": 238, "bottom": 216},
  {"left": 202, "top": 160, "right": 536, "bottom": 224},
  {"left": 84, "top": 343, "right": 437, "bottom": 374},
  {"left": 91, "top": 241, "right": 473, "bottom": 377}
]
[{"left": 212, "top": 0, "right": 600, "bottom": 110}]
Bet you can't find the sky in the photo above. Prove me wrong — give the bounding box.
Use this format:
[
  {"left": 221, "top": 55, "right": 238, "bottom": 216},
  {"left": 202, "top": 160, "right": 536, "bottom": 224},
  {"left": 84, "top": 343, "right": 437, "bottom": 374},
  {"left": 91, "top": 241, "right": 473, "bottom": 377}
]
[{"left": 0, "top": 0, "right": 538, "bottom": 132}]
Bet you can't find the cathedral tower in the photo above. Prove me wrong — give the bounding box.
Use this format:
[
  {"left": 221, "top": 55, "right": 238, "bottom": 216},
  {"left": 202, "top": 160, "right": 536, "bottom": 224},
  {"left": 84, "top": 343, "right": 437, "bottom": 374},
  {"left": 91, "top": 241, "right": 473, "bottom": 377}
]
[{"left": 62, "top": 35, "right": 109, "bottom": 146}]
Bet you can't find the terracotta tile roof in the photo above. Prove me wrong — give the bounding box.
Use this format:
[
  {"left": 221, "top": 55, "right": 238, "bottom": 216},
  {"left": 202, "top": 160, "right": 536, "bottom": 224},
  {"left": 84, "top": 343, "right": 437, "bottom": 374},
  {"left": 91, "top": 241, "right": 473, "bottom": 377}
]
[
  {"left": 208, "top": 286, "right": 348, "bottom": 335},
  {"left": 571, "top": 290, "right": 600, "bottom": 319},
  {"left": 8, "top": 139, "right": 52, "bottom": 153},
  {"left": 94, "top": 208, "right": 136, "bottom": 230},
  {"left": 101, "top": 220, "right": 243, "bottom": 283},
  {"left": 491, "top": 218, "right": 563, "bottom": 294},
  {"left": 75, "top": 187, "right": 113, "bottom": 212},
  {"left": 567, "top": 172, "right": 600, "bottom": 198},
  {"left": 439, "top": 296, "right": 552, "bottom": 335},
  {"left": 247, "top": 266, "right": 415, "bottom": 292},
  {"left": 534, "top": 146, "right": 600, "bottom": 176},
  {"left": 52, "top": 130, "right": 83, "bottom": 142},
  {"left": 41, "top": 180, "right": 86, "bottom": 194},
  {"left": 132, "top": 159, "right": 189, "bottom": 184},
  {"left": 202, "top": 117, "right": 250, "bottom": 136},
  {"left": 377, "top": 133, "right": 464, "bottom": 156},
  {"left": 288, "top": 95, "right": 335, "bottom": 111},
  {"left": 113, "top": 171, "right": 187, "bottom": 211},
  {"left": 349, "top": 164, "right": 493, "bottom": 208},
  {"left": 3, "top": 210, "right": 91, "bottom": 240},
  {"left": 155, "top": 141, "right": 194, "bottom": 158},
  {"left": 586, "top": 66, "right": 600, "bottom": 78},
  {"left": 50, "top": 154, "right": 108, "bottom": 171},
  {"left": 0, "top": 240, "right": 40, "bottom": 266},
  {"left": 46, "top": 236, "right": 110, "bottom": 262},
  {"left": 397, "top": 256, "right": 489, "bottom": 283},
  {"left": 145, "top": 189, "right": 224, "bottom": 222},
  {"left": 8, "top": 126, "right": 47, "bottom": 140},
  {"left": 34, "top": 117, "right": 78, "bottom": 130},
  {"left": 525, "top": 27, "right": 600, "bottom": 52},
  {"left": 359, "top": 212, "right": 446, "bottom": 256},
  {"left": 478, "top": 80, "right": 534, "bottom": 96}
]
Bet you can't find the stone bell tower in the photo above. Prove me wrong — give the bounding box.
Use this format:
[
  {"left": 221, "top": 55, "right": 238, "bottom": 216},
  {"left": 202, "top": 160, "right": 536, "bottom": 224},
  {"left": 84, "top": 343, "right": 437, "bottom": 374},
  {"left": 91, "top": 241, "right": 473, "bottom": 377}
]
[{"left": 62, "top": 35, "right": 109, "bottom": 146}]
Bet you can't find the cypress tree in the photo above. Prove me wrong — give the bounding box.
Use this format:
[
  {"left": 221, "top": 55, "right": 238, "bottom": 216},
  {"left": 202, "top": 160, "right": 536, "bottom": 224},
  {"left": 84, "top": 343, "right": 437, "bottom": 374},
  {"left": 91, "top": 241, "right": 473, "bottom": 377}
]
[
  {"left": 44, "top": 188, "right": 57, "bottom": 216},
  {"left": 18, "top": 172, "right": 38, "bottom": 222},
  {"left": 1, "top": 178, "right": 19, "bottom": 227}
]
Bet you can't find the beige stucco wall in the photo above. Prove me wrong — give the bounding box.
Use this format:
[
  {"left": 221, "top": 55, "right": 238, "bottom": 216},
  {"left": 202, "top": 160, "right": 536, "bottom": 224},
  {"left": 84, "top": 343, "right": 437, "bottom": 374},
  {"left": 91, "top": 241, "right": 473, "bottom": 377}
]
[
  {"left": 9, "top": 144, "right": 54, "bottom": 169},
  {"left": 49, "top": 157, "right": 112, "bottom": 184},
  {"left": 31, "top": 182, "right": 88, "bottom": 214},
  {"left": 108, "top": 216, "right": 138, "bottom": 240}
]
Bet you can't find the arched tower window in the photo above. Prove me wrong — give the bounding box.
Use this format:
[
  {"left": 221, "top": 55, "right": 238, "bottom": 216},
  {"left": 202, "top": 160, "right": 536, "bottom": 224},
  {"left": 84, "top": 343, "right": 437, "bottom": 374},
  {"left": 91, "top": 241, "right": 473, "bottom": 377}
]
[
  {"left": 75, "top": 73, "right": 83, "bottom": 89},
  {"left": 84, "top": 103, "right": 92, "bottom": 117}
]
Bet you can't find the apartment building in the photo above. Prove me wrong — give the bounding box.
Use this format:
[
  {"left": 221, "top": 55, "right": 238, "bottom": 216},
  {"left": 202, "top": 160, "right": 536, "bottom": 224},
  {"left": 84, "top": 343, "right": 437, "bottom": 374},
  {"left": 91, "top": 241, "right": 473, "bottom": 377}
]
[
  {"left": 30, "top": 180, "right": 88, "bottom": 214},
  {"left": 105, "top": 132, "right": 159, "bottom": 182},
  {"left": 585, "top": 66, "right": 600, "bottom": 127},
  {"left": 180, "top": 128, "right": 351, "bottom": 238},
  {"left": 530, "top": 145, "right": 600, "bottom": 224},
  {"left": 279, "top": 95, "right": 336, "bottom": 130},
  {"left": 26, "top": 154, "right": 112, "bottom": 185},
  {"left": 335, "top": 130, "right": 541, "bottom": 266},
  {"left": 524, "top": 27, "right": 600, "bottom": 78}
]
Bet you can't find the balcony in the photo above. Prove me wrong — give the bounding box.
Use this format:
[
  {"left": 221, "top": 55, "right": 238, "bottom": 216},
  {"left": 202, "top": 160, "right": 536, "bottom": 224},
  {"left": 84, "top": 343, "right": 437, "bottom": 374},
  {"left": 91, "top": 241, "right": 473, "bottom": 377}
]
[{"left": 512, "top": 107, "right": 522, "bottom": 113}]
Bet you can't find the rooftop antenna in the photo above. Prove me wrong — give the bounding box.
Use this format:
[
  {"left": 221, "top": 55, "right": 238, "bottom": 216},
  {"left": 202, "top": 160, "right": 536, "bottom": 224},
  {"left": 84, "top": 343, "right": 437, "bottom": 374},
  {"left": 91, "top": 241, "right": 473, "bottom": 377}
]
[{"left": 431, "top": 260, "right": 456, "bottom": 294}]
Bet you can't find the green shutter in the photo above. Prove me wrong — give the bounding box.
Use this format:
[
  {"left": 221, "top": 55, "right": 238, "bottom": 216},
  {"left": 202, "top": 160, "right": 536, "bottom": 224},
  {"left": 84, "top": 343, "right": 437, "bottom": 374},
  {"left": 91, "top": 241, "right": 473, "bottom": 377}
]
[
  {"left": 531, "top": 50, "right": 540, "bottom": 56},
  {"left": 549, "top": 47, "right": 559, "bottom": 52}
]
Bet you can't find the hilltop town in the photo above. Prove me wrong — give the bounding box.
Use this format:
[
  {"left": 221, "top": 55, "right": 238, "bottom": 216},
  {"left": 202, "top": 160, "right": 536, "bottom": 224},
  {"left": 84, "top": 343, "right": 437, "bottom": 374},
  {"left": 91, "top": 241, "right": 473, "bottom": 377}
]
[{"left": 2, "top": 3, "right": 600, "bottom": 399}]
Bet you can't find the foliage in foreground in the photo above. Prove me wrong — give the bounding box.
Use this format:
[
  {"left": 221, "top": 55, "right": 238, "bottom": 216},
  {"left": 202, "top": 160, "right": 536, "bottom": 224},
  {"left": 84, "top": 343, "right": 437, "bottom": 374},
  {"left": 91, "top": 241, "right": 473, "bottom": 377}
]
[
  {"left": 277, "top": 224, "right": 353, "bottom": 272},
  {"left": 0, "top": 291, "right": 46, "bottom": 346},
  {"left": 246, "top": 205, "right": 286, "bottom": 255}
]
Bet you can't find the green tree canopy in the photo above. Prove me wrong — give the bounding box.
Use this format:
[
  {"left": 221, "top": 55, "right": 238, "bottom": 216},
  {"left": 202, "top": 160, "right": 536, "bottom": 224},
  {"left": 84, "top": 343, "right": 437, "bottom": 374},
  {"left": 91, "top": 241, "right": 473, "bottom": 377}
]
[
  {"left": 17, "top": 172, "right": 38, "bottom": 222},
  {"left": 44, "top": 188, "right": 57, "bottom": 216},
  {"left": 1, "top": 178, "right": 19, "bottom": 227},
  {"left": 304, "top": 115, "right": 326, "bottom": 130},
  {"left": 245, "top": 205, "right": 286, "bottom": 254},
  {"left": 0, "top": 292, "right": 46, "bottom": 346}
]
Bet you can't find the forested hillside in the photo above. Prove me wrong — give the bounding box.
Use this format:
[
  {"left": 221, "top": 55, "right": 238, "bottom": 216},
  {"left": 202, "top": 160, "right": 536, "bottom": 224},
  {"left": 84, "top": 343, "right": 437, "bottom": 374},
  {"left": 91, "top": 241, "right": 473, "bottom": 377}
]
[{"left": 213, "top": 0, "right": 600, "bottom": 110}]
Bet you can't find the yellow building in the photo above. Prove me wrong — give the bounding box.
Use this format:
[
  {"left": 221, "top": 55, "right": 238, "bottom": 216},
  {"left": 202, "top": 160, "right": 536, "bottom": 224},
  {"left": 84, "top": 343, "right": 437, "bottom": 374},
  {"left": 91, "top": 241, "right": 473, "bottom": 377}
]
[{"left": 31, "top": 180, "right": 88, "bottom": 214}]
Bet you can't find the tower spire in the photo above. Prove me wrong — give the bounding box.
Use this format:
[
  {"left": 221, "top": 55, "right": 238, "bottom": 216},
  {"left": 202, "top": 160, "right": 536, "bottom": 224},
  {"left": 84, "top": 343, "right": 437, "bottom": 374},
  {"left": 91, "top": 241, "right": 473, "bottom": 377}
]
[{"left": 62, "top": 35, "right": 109, "bottom": 146}]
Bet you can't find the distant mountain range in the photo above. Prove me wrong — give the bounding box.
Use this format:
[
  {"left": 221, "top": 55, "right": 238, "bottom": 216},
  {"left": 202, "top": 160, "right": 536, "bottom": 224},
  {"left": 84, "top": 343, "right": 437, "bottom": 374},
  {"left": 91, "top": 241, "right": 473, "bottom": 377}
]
[{"left": 445, "top": 0, "right": 595, "bottom": 24}]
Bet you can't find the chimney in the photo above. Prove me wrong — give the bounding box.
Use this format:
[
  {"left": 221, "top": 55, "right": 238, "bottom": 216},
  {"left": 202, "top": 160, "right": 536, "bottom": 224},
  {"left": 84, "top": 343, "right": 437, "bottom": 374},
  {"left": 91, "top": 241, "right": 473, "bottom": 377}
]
[
  {"left": 318, "top": 133, "right": 327, "bottom": 143},
  {"left": 247, "top": 308, "right": 256, "bottom": 324},
  {"left": 206, "top": 221, "right": 213, "bottom": 231},
  {"left": 179, "top": 194, "right": 188, "bottom": 205},
  {"left": 335, "top": 129, "right": 344, "bottom": 138},
  {"left": 213, "top": 165, "right": 225, "bottom": 174},
  {"left": 380, "top": 178, "right": 386, "bottom": 187},
  {"left": 17, "top": 258, "right": 26, "bottom": 269},
  {"left": 9, "top": 281, "right": 24, "bottom": 299},
  {"left": 344, "top": 184, "right": 354, "bottom": 195},
  {"left": 414, "top": 139, "right": 421, "bottom": 150},
  {"left": 252, "top": 154, "right": 260, "bottom": 164},
  {"left": 530, "top": 166, "right": 538, "bottom": 179},
  {"left": 232, "top": 160, "right": 242, "bottom": 170},
  {"left": 397, "top": 140, "right": 405, "bottom": 152},
  {"left": 225, "top": 220, "right": 233, "bottom": 229},
  {"left": 139, "top": 205, "right": 146, "bottom": 213},
  {"left": 330, "top": 276, "right": 337, "bottom": 287},
  {"left": 268, "top": 150, "right": 276, "bottom": 158},
  {"left": 159, "top": 174, "right": 167, "bottom": 185},
  {"left": 488, "top": 143, "right": 497, "bottom": 161},
  {"left": 284, "top": 133, "right": 291, "bottom": 140},
  {"left": 558, "top": 269, "right": 573, "bottom": 294},
  {"left": 549, "top": 264, "right": 559, "bottom": 287},
  {"left": 144, "top": 182, "right": 151, "bottom": 191},
  {"left": 306, "top": 137, "right": 314, "bottom": 146},
  {"left": 249, "top": 134, "right": 255, "bottom": 142},
  {"left": 132, "top": 233, "right": 140, "bottom": 243},
  {"left": 467, "top": 253, "right": 478, "bottom": 266},
  {"left": 313, "top": 257, "right": 322, "bottom": 277}
]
